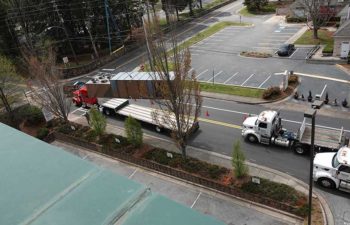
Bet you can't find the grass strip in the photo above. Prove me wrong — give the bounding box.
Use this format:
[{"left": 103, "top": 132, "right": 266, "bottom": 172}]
[
  {"left": 174, "top": 21, "right": 251, "bottom": 52},
  {"left": 294, "top": 29, "right": 334, "bottom": 50},
  {"left": 200, "top": 82, "right": 264, "bottom": 98}
]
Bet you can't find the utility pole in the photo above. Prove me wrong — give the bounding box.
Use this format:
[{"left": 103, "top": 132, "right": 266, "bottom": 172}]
[
  {"left": 142, "top": 0, "right": 154, "bottom": 71},
  {"left": 104, "top": 0, "right": 112, "bottom": 55},
  {"left": 53, "top": 0, "right": 78, "bottom": 64}
]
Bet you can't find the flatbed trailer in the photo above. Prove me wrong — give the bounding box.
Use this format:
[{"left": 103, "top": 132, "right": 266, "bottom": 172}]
[
  {"left": 100, "top": 98, "right": 199, "bottom": 134},
  {"left": 294, "top": 118, "right": 345, "bottom": 153}
]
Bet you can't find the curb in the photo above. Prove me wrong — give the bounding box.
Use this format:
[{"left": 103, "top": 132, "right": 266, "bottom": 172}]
[{"left": 335, "top": 64, "right": 350, "bottom": 77}]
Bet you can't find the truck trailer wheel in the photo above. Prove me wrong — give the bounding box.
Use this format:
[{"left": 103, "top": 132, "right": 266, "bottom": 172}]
[
  {"left": 246, "top": 134, "right": 258, "bottom": 143},
  {"left": 293, "top": 145, "right": 305, "bottom": 155},
  {"left": 155, "top": 126, "right": 162, "bottom": 133},
  {"left": 103, "top": 108, "right": 111, "bottom": 116},
  {"left": 317, "top": 178, "right": 335, "bottom": 189}
]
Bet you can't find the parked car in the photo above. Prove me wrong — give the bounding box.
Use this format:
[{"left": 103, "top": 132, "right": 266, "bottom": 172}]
[{"left": 277, "top": 44, "right": 295, "bottom": 56}]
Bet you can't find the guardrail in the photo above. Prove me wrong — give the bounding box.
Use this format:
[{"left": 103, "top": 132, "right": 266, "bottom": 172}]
[{"left": 305, "top": 45, "right": 320, "bottom": 60}]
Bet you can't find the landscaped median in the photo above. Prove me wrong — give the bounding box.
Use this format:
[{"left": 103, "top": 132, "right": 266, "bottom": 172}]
[
  {"left": 200, "top": 82, "right": 264, "bottom": 98},
  {"left": 39, "top": 120, "right": 310, "bottom": 218}
]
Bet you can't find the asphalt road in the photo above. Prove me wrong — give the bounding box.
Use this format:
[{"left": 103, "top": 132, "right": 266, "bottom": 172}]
[{"left": 67, "top": 0, "right": 350, "bottom": 223}]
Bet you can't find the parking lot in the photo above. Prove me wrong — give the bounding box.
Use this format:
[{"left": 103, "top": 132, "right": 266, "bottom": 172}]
[
  {"left": 194, "top": 68, "right": 283, "bottom": 89},
  {"left": 190, "top": 22, "right": 304, "bottom": 56}
]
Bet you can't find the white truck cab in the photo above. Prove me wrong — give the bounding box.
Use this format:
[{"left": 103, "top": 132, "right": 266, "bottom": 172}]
[
  {"left": 313, "top": 146, "right": 350, "bottom": 192},
  {"left": 242, "top": 110, "right": 289, "bottom": 146}
]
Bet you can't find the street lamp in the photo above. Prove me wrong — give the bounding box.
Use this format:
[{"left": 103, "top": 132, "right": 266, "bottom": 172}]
[
  {"left": 44, "top": 26, "right": 78, "bottom": 64},
  {"left": 304, "top": 108, "right": 316, "bottom": 225}
]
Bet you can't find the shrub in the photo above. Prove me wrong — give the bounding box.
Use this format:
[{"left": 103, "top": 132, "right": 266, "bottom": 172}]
[
  {"left": 144, "top": 148, "right": 171, "bottom": 165},
  {"left": 56, "top": 123, "right": 75, "bottom": 134},
  {"left": 89, "top": 107, "right": 106, "bottom": 137},
  {"left": 286, "top": 15, "right": 307, "bottom": 23},
  {"left": 208, "top": 165, "right": 227, "bottom": 179},
  {"left": 232, "top": 141, "right": 248, "bottom": 178},
  {"left": 288, "top": 75, "right": 299, "bottom": 84},
  {"left": 322, "top": 44, "right": 333, "bottom": 54},
  {"left": 84, "top": 129, "right": 98, "bottom": 142},
  {"left": 241, "top": 178, "right": 306, "bottom": 207},
  {"left": 125, "top": 116, "right": 143, "bottom": 147},
  {"left": 16, "top": 105, "right": 45, "bottom": 125},
  {"left": 262, "top": 86, "right": 282, "bottom": 100},
  {"left": 36, "top": 127, "right": 49, "bottom": 140}
]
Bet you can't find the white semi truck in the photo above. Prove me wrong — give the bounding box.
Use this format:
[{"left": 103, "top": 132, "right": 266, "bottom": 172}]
[
  {"left": 313, "top": 146, "right": 350, "bottom": 192},
  {"left": 242, "top": 110, "right": 346, "bottom": 155},
  {"left": 100, "top": 98, "right": 199, "bottom": 135}
]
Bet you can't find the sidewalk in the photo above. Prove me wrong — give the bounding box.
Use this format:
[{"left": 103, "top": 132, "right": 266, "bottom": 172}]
[{"left": 69, "top": 114, "right": 334, "bottom": 225}]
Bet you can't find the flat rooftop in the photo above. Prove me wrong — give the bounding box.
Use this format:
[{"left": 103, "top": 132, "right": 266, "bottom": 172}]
[{"left": 0, "top": 123, "right": 224, "bottom": 225}]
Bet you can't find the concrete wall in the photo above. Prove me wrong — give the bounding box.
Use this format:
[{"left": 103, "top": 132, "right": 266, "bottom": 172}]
[{"left": 333, "top": 37, "right": 350, "bottom": 57}]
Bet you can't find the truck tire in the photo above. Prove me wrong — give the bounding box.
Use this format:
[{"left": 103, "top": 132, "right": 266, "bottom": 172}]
[
  {"left": 317, "top": 178, "right": 335, "bottom": 189},
  {"left": 73, "top": 100, "right": 82, "bottom": 107},
  {"left": 155, "top": 126, "right": 162, "bottom": 133},
  {"left": 293, "top": 144, "right": 305, "bottom": 155},
  {"left": 246, "top": 134, "right": 258, "bottom": 143},
  {"left": 103, "top": 108, "right": 111, "bottom": 116}
]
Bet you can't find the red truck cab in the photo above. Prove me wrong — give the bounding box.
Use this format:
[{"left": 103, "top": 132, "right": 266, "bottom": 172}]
[{"left": 72, "top": 86, "right": 98, "bottom": 107}]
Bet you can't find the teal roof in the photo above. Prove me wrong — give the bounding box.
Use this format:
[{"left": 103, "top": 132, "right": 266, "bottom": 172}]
[{"left": 0, "top": 123, "right": 225, "bottom": 225}]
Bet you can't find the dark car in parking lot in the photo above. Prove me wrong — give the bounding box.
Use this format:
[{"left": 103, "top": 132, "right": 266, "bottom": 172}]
[{"left": 277, "top": 44, "right": 295, "bottom": 56}]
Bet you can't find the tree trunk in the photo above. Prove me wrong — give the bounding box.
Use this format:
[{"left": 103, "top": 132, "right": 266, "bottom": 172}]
[
  {"left": 189, "top": 0, "right": 194, "bottom": 16},
  {"left": 165, "top": 10, "right": 170, "bottom": 24},
  {"left": 199, "top": 0, "right": 202, "bottom": 9},
  {"left": 176, "top": 8, "right": 179, "bottom": 21},
  {"left": 0, "top": 87, "right": 12, "bottom": 114},
  {"left": 313, "top": 26, "right": 318, "bottom": 39},
  {"left": 152, "top": 4, "right": 156, "bottom": 16},
  {"left": 181, "top": 143, "right": 187, "bottom": 159}
]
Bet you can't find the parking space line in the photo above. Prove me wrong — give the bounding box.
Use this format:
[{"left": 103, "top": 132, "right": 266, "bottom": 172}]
[
  {"left": 224, "top": 72, "right": 239, "bottom": 84},
  {"left": 191, "top": 192, "right": 202, "bottom": 208},
  {"left": 71, "top": 107, "right": 87, "bottom": 114},
  {"left": 288, "top": 48, "right": 298, "bottom": 58},
  {"left": 207, "top": 70, "right": 223, "bottom": 82},
  {"left": 196, "top": 69, "right": 208, "bottom": 79},
  {"left": 128, "top": 168, "right": 138, "bottom": 178},
  {"left": 258, "top": 75, "right": 271, "bottom": 88},
  {"left": 240, "top": 74, "right": 255, "bottom": 86}
]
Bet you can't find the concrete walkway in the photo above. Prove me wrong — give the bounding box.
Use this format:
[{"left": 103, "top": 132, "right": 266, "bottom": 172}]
[{"left": 68, "top": 114, "right": 334, "bottom": 225}]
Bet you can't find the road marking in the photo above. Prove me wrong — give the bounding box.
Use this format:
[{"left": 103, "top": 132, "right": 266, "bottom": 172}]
[
  {"left": 207, "top": 70, "right": 223, "bottom": 82},
  {"left": 71, "top": 107, "right": 88, "bottom": 115},
  {"left": 319, "top": 84, "right": 327, "bottom": 97},
  {"left": 102, "top": 69, "right": 115, "bottom": 71},
  {"left": 191, "top": 192, "right": 202, "bottom": 208},
  {"left": 224, "top": 72, "right": 239, "bottom": 84},
  {"left": 257, "top": 43, "right": 281, "bottom": 46},
  {"left": 198, "top": 117, "right": 242, "bottom": 129},
  {"left": 240, "top": 74, "right": 255, "bottom": 86},
  {"left": 128, "top": 169, "right": 138, "bottom": 178},
  {"left": 258, "top": 75, "right": 271, "bottom": 88},
  {"left": 200, "top": 104, "right": 350, "bottom": 133},
  {"left": 288, "top": 48, "right": 298, "bottom": 58},
  {"left": 196, "top": 69, "right": 208, "bottom": 79},
  {"left": 294, "top": 72, "right": 350, "bottom": 84}
]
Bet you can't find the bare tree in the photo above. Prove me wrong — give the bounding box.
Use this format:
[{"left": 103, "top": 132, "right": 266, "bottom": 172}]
[
  {"left": 145, "top": 15, "right": 202, "bottom": 158},
  {"left": 0, "top": 55, "right": 23, "bottom": 115},
  {"left": 23, "top": 48, "right": 71, "bottom": 122},
  {"left": 301, "top": 0, "right": 334, "bottom": 39}
]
